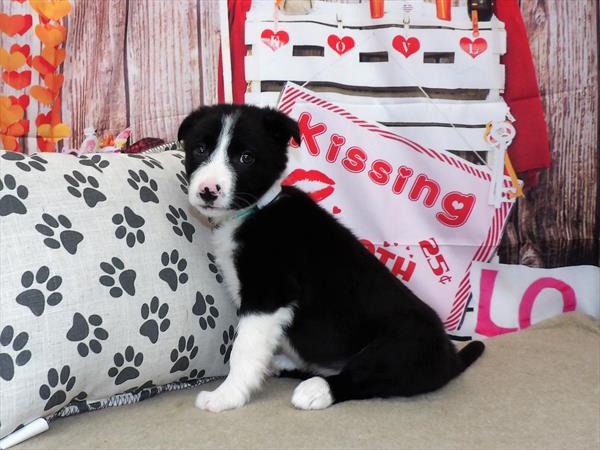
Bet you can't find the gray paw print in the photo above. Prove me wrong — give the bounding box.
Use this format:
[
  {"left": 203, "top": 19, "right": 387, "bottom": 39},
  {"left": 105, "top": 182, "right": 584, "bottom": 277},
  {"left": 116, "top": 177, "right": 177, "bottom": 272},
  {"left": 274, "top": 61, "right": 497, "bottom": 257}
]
[
  {"left": 64, "top": 170, "right": 107, "bottom": 208},
  {"left": 0, "top": 325, "right": 31, "bottom": 381},
  {"left": 159, "top": 250, "right": 188, "bottom": 291},
  {"left": 127, "top": 169, "right": 159, "bottom": 203},
  {"left": 192, "top": 291, "right": 219, "bottom": 330},
  {"left": 170, "top": 335, "right": 199, "bottom": 373},
  {"left": 178, "top": 368, "right": 205, "bottom": 384},
  {"left": 0, "top": 174, "right": 28, "bottom": 216},
  {"left": 35, "top": 213, "right": 84, "bottom": 255},
  {"left": 16, "top": 266, "right": 63, "bottom": 316},
  {"left": 207, "top": 253, "right": 224, "bottom": 283},
  {"left": 67, "top": 313, "right": 109, "bottom": 357},
  {"left": 128, "top": 154, "right": 163, "bottom": 169},
  {"left": 1, "top": 151, "right": 47, "bottom": 172},
  {"left": 108, "top": 346, "right": 143, "bottom": 385},
  {"left": 176, "top": 171, "right": 188, "bottom": 195},
  {"left": 220, "top": 326, "right": 236, "bottom": 364},
  {"left": 139, "top": 297, "right": 170, "bottom": 344},
  {"left": 99, "top": 257, "right": 136, "bottom": 298},
  {"left": 39, "top": 365, "right": 76, "bottom": 411},
  {"left": 166, "top": 206, "right": 195, "bottom": 242},
  {"left": 112, "top": 207, "right": 146, "bottom": 248},
  {"left": 78, "top": 154, "right": 110, "bottom": 172}
]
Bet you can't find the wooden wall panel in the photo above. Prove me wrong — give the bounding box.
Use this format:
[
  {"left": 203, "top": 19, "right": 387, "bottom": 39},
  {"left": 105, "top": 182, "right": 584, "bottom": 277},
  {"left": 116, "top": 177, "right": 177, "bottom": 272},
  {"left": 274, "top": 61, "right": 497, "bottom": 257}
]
[
  {"left": 198, "top": 0, "right": 221, "bottom": 106},
  {"left": 498, "top": 0, "right": 599, "bottom": 267},
  {"left": 126, "top": 0, "right": 202, "bottom": 142},
  {"left": 61, "top": 0, "right": 128, "bottom": 149}
]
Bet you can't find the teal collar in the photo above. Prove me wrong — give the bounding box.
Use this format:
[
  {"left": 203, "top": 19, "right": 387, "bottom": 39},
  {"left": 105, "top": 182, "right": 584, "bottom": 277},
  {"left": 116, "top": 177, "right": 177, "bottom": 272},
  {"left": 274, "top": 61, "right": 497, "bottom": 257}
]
[
  {"left": 211, "top": 186, "right": 282, "bottom": 229},
  {"left": 231, "top": 205, "right": 258, "bottom": 222}
]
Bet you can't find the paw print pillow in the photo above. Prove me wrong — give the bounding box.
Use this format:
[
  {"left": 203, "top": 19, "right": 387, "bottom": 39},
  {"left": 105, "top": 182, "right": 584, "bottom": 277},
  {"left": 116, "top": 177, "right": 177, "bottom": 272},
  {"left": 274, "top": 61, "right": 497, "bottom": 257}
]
[{"left": 0, "top": 150, "right": 237, "bottom": 440}]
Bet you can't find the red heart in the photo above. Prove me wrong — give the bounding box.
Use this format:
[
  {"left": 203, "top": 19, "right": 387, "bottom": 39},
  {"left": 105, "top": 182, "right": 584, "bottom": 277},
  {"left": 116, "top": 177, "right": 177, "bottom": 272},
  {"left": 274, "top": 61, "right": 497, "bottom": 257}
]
[
  {"left": 36, "top": 111, "right": 52, "bottom": 127},
  {"left": 383, "top": 241, "right": 390, "bottom": 247},
  {"left": 0, "top": 13, "right": 32, "bottom": 37},
  {"left": 261, "top": 29, "right": 289, "bottom": 51},
  {"left": 2, "top": 70, "right": 31, "bottom": 90},
  {"left": 460, "top": 37, "right": 487, "bottom": 58},
  {"left": 327, "top": 35, "right": 355, "bottom": 56},
  {"left": 332, "top": 206, "right": 341, "bottom": 215},
  {"left": 28, "top": 55, "right": 56, "bottom": 75},
  {"left": 9, "top": 94, "right": 29, "bottom": 110},
  {"left": 398, "top": 166, "right": 413, "bottom": 178},
  {"left": 392, "top": 36, "right": 420, "bottom": 58},
  {"left": 10, "top": 44, "right": 30, "bottom": 58}
]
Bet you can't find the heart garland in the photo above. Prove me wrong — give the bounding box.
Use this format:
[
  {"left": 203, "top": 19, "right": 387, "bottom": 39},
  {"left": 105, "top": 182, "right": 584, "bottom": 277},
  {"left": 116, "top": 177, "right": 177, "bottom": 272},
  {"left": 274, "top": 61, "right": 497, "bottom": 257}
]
[
  {"left": 257, "top": 30, "right": 488, "bottom": 60},
  {"left": 1, "top": 1, "right": 73, "bottom": 152}
]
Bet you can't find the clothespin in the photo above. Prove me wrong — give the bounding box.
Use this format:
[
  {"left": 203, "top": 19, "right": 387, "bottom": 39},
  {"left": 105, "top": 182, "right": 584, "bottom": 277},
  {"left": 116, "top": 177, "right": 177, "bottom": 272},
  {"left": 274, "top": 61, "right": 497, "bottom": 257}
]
[
  {"left": 468, "top": 1, "right": 495, "bottom": 36},
  {"left": 470, "top": 1, "right": 480, "bottom": 37},
  {"left": 273, "top": 0, "right": 281, "bottom": 31},
  {"left": 370, "top": 0, "right": 384, "bottom": 19},
  {"left": 435, "top": 0, "right": 451, "bottom": 21},
  {"left": 336, "top": 12, "right": 343, "bottom": 30}
]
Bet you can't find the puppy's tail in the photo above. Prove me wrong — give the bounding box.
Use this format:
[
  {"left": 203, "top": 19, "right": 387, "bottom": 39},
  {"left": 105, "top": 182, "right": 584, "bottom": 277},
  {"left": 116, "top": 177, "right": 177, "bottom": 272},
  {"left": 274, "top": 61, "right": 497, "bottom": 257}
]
[{"left": 457, "top": 340, "right": 485, "bottom": 373}]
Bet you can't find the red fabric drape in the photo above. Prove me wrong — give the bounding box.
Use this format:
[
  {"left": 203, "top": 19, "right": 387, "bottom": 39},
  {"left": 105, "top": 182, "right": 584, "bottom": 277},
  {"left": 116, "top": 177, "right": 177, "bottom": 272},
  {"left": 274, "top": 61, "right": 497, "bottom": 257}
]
[
  {"left": 220, "top": 0, "right": 550, "bottom": 185},
  {"left": 218, "top": 0, "right": 252, "bottom": 104},
  {"left": 496, "top": 0, "right": 550, "bottom": 186}
]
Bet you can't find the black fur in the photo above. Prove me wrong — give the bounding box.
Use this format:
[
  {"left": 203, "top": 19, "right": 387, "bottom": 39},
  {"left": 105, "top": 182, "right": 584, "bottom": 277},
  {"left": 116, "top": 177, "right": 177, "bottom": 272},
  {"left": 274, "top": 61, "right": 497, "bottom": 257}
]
[{"left": 180, "top": 104, "right": 484, "bottom": 405}]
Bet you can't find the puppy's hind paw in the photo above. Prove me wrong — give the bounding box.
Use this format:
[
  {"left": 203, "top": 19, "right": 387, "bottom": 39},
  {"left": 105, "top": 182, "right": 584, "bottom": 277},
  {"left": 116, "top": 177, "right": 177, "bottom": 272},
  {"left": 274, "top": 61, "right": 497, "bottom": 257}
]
[{"left": 291, "top": 377, "right": 333, "bottom": 410}]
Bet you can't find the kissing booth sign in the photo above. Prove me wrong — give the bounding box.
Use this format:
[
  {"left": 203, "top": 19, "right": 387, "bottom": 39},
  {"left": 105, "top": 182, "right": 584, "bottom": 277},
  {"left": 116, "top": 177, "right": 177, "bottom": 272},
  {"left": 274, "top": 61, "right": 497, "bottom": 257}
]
[{"left": 278, "top": 83, "right": 515, "bottom": 330}]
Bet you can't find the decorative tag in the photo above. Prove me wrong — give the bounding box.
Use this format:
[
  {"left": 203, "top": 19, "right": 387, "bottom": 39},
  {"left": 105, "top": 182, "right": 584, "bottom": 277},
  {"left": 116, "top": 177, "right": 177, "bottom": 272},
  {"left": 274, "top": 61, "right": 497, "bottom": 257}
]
[
  {"left": 260, "top": 29, "right": 289, "bottom": 51},
  {"left": 327, "top": 35, "right": 355, "bottom": 56},
  {"left": 392, "top": 36, "right": 420, "bottom": 58},
  {"left": 460, "top": 37, "right": 487, "bottom": 58}
]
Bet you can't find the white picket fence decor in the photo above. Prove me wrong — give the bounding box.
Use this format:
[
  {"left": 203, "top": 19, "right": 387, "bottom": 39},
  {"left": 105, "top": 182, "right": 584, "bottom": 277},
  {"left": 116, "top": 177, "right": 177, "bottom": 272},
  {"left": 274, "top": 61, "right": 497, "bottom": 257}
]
[{"left": 244, "top": 0, "right": 513, "bottom": 157}]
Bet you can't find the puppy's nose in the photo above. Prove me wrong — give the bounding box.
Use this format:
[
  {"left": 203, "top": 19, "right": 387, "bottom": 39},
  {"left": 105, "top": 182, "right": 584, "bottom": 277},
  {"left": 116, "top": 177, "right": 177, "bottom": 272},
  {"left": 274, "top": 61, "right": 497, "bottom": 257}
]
[{"left": 197, "top": 182, "right": 221, "bottom": 204}]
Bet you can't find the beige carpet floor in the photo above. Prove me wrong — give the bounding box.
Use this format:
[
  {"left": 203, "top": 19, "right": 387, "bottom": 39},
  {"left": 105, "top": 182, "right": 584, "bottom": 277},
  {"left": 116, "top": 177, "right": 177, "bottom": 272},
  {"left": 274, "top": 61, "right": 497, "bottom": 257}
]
[{"left": 17, "top": 312, "right": 600, "bottom": 450}]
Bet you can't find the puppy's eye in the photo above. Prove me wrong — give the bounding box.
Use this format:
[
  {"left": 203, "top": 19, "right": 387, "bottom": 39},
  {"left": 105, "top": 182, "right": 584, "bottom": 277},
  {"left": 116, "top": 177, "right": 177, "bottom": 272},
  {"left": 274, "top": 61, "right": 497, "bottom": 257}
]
[
  {"left": 196, "top": 144, "right": 206, "bottom": 154},
  {"left": 240, "top": 151, "right": 255, "bottom": 165}
]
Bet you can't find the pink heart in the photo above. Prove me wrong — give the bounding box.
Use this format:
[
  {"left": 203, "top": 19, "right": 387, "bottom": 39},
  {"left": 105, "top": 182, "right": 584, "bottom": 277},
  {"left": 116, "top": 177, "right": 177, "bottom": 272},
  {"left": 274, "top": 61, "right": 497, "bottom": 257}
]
[
  {"left": 261, "top": 29, "right": 289, "bottom": 51},
  {"left": 451, "top": 200, "right": 464, "bottom": 209},
  {"left": 460, "top": 37, "right": 487, "bottom": 58},
  {"left": 392, "top": 36, "right": 420, "bottom": 58},
  {"left": 327, "top": 35, "right": 355, "bottom": 55}
]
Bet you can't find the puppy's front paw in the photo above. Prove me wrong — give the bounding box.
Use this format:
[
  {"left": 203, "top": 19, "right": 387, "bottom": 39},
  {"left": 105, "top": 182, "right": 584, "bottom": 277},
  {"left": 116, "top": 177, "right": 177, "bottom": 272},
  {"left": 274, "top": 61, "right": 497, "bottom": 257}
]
[
  {"left": 292, "top": 377, "right": 333, "bottom": 410},
  {"left": 195, "top": 388, "right": 247, "bottom": 413}
]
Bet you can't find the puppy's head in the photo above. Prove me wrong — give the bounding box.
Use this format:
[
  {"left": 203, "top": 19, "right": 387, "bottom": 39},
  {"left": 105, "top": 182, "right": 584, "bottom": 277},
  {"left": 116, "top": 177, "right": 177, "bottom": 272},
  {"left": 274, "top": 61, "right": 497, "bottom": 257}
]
[{"left": 178, "top": 104, "right": 300, "bottom": 218}]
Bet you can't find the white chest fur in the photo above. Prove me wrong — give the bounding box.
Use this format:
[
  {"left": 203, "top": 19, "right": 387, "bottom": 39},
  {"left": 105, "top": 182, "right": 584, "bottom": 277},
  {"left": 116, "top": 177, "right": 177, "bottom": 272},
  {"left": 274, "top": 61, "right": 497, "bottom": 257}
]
[{"left": 211, "top": 217, "right": 244, "bottom": 308}]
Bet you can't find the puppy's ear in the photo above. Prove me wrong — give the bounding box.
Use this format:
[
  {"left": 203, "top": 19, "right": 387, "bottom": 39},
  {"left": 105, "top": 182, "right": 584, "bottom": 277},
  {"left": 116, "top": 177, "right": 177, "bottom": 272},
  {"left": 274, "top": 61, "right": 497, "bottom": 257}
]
[
  {"left": 177, "top": 107, "right": 211, "bottom": 143},
  {"left": 263, "top": 109, "right": 301, "bottom": 147}
]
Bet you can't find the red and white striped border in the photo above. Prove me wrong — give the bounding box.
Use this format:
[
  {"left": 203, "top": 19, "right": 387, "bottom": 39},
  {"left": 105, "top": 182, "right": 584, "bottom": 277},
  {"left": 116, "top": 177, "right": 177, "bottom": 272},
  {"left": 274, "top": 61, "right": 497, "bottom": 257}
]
[{"left": 278, "top": 84, "right": 515, "bottom": 330}]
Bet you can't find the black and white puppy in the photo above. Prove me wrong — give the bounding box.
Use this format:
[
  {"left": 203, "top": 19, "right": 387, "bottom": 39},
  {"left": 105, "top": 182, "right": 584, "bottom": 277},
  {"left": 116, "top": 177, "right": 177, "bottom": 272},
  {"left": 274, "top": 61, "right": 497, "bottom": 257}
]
[{"left": 178, "top": 104, "right": 484, "bottom": 412}]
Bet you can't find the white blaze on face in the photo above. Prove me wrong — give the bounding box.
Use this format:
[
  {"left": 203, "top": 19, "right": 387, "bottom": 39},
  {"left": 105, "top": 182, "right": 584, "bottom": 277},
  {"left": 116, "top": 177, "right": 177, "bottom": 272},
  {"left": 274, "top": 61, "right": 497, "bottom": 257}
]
[{"left": 188, "top": 113, "right": 238, "bottom": 214}]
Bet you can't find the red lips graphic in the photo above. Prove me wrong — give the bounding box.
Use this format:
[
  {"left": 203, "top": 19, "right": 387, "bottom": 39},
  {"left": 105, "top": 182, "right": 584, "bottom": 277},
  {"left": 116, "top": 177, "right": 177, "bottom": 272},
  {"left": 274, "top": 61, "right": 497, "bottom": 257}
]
[{"left": 282, "top": 169, "right": 335, "bottom": 202}]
